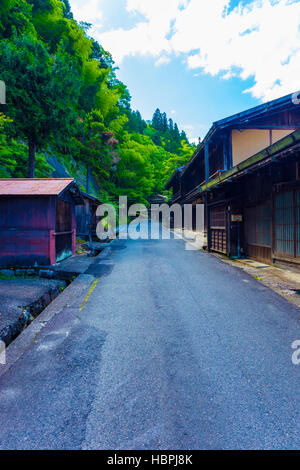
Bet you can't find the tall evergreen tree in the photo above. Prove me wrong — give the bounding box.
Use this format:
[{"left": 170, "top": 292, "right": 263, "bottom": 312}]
[
  {"left": 152, "top": 108, "right": 162, "bottom": 131},
  {"left": 180, "top": 130, "right": 188, "bottom": 142},
  {"left": 173, "top": 123, "right": 180, "bottom": 142},
  {"left": 162, "top": 112, "right": 168, "bottom": 132}
]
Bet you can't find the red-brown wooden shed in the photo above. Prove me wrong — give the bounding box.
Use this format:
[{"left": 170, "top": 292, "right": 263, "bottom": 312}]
[
  {"left": 75, "top": 192, "right": 101, "bottom": 241},
  {"left": 0, "top": 178, "right": 83, "bottom": 266}
]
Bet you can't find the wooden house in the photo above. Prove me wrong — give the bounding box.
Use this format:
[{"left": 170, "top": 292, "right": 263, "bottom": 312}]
[
  {"left": 0, "top": 178, "right": 83, "bottom": 266},
  {"left": 165, "top": 167, "right": 185, "bottom": 204},
  {"left": 75, "top": 192, "right": 101, "bottom": 241},
  {"left": 166, "top": 91, "right": 300, "bottom": 266}
]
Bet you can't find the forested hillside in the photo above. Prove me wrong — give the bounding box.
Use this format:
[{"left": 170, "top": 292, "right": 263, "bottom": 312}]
[{"left": 0, "top": 0, "right": 195, "bottom": 205}]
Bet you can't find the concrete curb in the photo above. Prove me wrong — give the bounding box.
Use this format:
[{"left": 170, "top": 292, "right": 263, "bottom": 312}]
[
  {"left": 0, "top": 279, "right": 66, "bottom": 347},
  {"left": 0, "top": 242, "right": 115, "bottom": 379}
]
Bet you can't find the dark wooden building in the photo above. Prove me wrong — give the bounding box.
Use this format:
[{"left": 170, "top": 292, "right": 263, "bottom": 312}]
[
  {"left": 200, "top": 130, "right": 300, "bottom": 265},
  {"left": 75, "top": 192, "right": 101, "bottom": 241},
  {"left": 166, "top": 92, "right": 300, "bottom": 267},
  {"left": 165, "top": 166, "right": 185, "bottom": 204},
  {"left": 0, "top": 178, "right": 83, "bottom": 266}
]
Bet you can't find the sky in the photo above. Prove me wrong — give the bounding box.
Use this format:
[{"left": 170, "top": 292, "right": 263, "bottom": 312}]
[{"left": 69, "top": 0, "right": 300, "bottom": 143}]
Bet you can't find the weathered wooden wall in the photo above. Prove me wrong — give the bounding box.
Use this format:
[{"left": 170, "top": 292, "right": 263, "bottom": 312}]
[
  {"left": 0, "top": 196, "right": 55, "bottom": 266},
  {"left": 0, "top": 194, "right": 76, "bottom": 266}
]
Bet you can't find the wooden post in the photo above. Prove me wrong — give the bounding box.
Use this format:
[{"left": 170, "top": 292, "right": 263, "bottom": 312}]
[
  {"left": 205, "top": 192, "right": 211, "bottom": 252},
  {"left": 226, "top": 205, "right": 231, "bottom": 257},
  {"left": 228, "top": 131, "right": 233, "bottom": 168},
  {"left": 205, "top": 141, "right": 210, "bottom": 183},
  {"left": 72, "top": 207, "right": 76, "bottom": 256},
  {"left": 271, "top": 188, "right": 275, "bottom": 263},
  {"left": 223, "top": 135, "right": 228, "bottom": 172},
  {"left": 49, "top": 230, "right": 56, "bottom": 265},
  {"left": 72, "top": 228, "right": 76, "bottom": 256}
]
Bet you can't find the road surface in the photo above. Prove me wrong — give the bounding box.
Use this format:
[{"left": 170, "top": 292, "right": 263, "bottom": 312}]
[{"left": 0, "top": 226, "right": 299, "bottom": 449}]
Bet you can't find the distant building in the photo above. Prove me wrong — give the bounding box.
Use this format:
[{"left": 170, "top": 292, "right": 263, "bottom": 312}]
[
  {"left": 0, "top": 178, "right": 83, "bottom": 266},
  {"left": 165, "top": 166, "right": 186, "bottom": 204},
  {"left": 148, "top": 194, "right": 169, "bottom": 205}
]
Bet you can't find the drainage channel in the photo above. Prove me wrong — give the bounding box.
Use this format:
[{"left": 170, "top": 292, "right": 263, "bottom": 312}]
[{"left": 0, "top": 242, "right": 111, "bottom": 349}]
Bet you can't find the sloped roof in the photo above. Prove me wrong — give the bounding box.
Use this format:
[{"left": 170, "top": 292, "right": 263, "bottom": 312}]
[
  {"left": 182, "top": 90, "right": 299, "bottom": 178},
  {"left": 0, "top": 178, "right": 75, "bottom": 196},
  {"left": 211, "top": 91, "right": 296, "bottom": 130},
  {"left": 81, "top": 191, "right": 101, "bottom": 204},
  {"left": 165, "top": 166, "right": 186, "bottom": 189}
]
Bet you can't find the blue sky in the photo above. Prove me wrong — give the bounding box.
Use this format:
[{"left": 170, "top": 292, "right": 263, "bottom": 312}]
[{"left": 70, "top": 0, "right": 300, "bottom": 142}]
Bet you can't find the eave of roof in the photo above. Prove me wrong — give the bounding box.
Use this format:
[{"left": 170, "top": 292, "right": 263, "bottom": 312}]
[
  {"left": 81, "top": 191, "right": 101, "bottom": 204},
  {"left": 0, "top": 178, "right": 74, "bottom": 196},
  {"left": 165, "top": 166, "right": 185, "bottom": 190},
  {"left": 181, "top": 91, "right": 298, "bottom": 179},
  {"left": 197, "top": 128, "right": 300, "bottom": 194},
  {"left": 0, "top": 178, "right": 84, "bottom": 204},
  {"left": 212, "top": 91, "right": 295, "bottom": 130}
]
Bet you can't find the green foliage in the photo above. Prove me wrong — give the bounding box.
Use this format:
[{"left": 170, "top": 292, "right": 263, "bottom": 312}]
[
  {"left": 0, "top": 113, "right": 53, "bottom": 177},
  {"left": 0, "top": 31, "right": 82, "bottom": 175},
  {"left": 0, "top": 0, "right": 195, "bottom": 203},
  {"left": 0, "top": 0, "right": 34, "bottom": 39},
  {"left": 150, "top": 108, "right": 192, "bottom": 154}
]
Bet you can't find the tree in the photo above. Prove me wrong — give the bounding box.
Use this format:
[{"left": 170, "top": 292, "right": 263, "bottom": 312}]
[
  {"left": 0, "top": 0, "right": 196, "bottom": 205},
  {"left": 0, "top": 34, "right": 82, "bottom": 177},
  {"left": 0, "top": 0, "right": 34, "bottom": 40},
  {"left": 62, "top": 0, "right": 73, "bottom": 19},
  {"left": 173, "top": 123, "right": 180, "bottom": 142},
  {"left": 162, "top": 112, "right": 168, "bottom": 132},
  {"left": 91, "top": 39, "right": 114, "bottom": 69},
  {"left": 114, "top": 134, "right": 154, "bottom": 205},
  {"left": 180, "top": 130, "right": 188, "bottom": 142},
  {"left": 152, "top": 108, "right": 162, "bottom": 131},
  {"left": 0, "top": 112, "right": 53, "bottom": 177}
]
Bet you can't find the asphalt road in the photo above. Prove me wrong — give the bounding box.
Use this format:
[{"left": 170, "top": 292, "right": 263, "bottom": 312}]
[{"left": 0, "top": 227, "right": 299, "bottom": 449}]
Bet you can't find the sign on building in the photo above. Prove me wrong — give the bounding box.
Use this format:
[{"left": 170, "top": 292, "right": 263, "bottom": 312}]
[{"left": 231, "top": 214, "right": 243, "bottom": 222}]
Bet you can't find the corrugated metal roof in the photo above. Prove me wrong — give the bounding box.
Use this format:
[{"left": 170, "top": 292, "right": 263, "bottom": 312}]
[{"left": 0, "top": 178, "right": 75, "bottom": 196}]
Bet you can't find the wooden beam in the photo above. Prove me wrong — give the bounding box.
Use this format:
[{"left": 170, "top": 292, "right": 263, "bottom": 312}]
[
  {"left": 223, "top": 134, "right": 228, "bottom": 172},
  {"left": 236, "top": 124, "right": 297, "bottom": 130},
  {"left": 228, "top": 131, "right": 233, "bottom": 168},
  {"left": 205, "top": 141, "right": 210, "bottom": 183}
]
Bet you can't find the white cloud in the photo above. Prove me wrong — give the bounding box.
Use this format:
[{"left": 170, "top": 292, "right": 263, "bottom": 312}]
[
  {"left": 182, "top": 124, "right": 197, "bottom": 142},
  {"left": 155, "top": 56, "right": 171, "bottom": 66},
  {"left": 178, "top": 123, "right": 205, "bottom": 143},
  {"left": 97, "top": 0, "right": 185, "bottom": 62},
  {"left": 70, "top": 0, "right": 103, "bottom": 38},
  {"left": 80, "top": 0, "right": 300, "bottom": 102},
  {"left": 172, "top": 0, "right": 300, "bottom": 101},
  {"left": 98, "top": 22, "right": 170, "bottom": 63}
]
